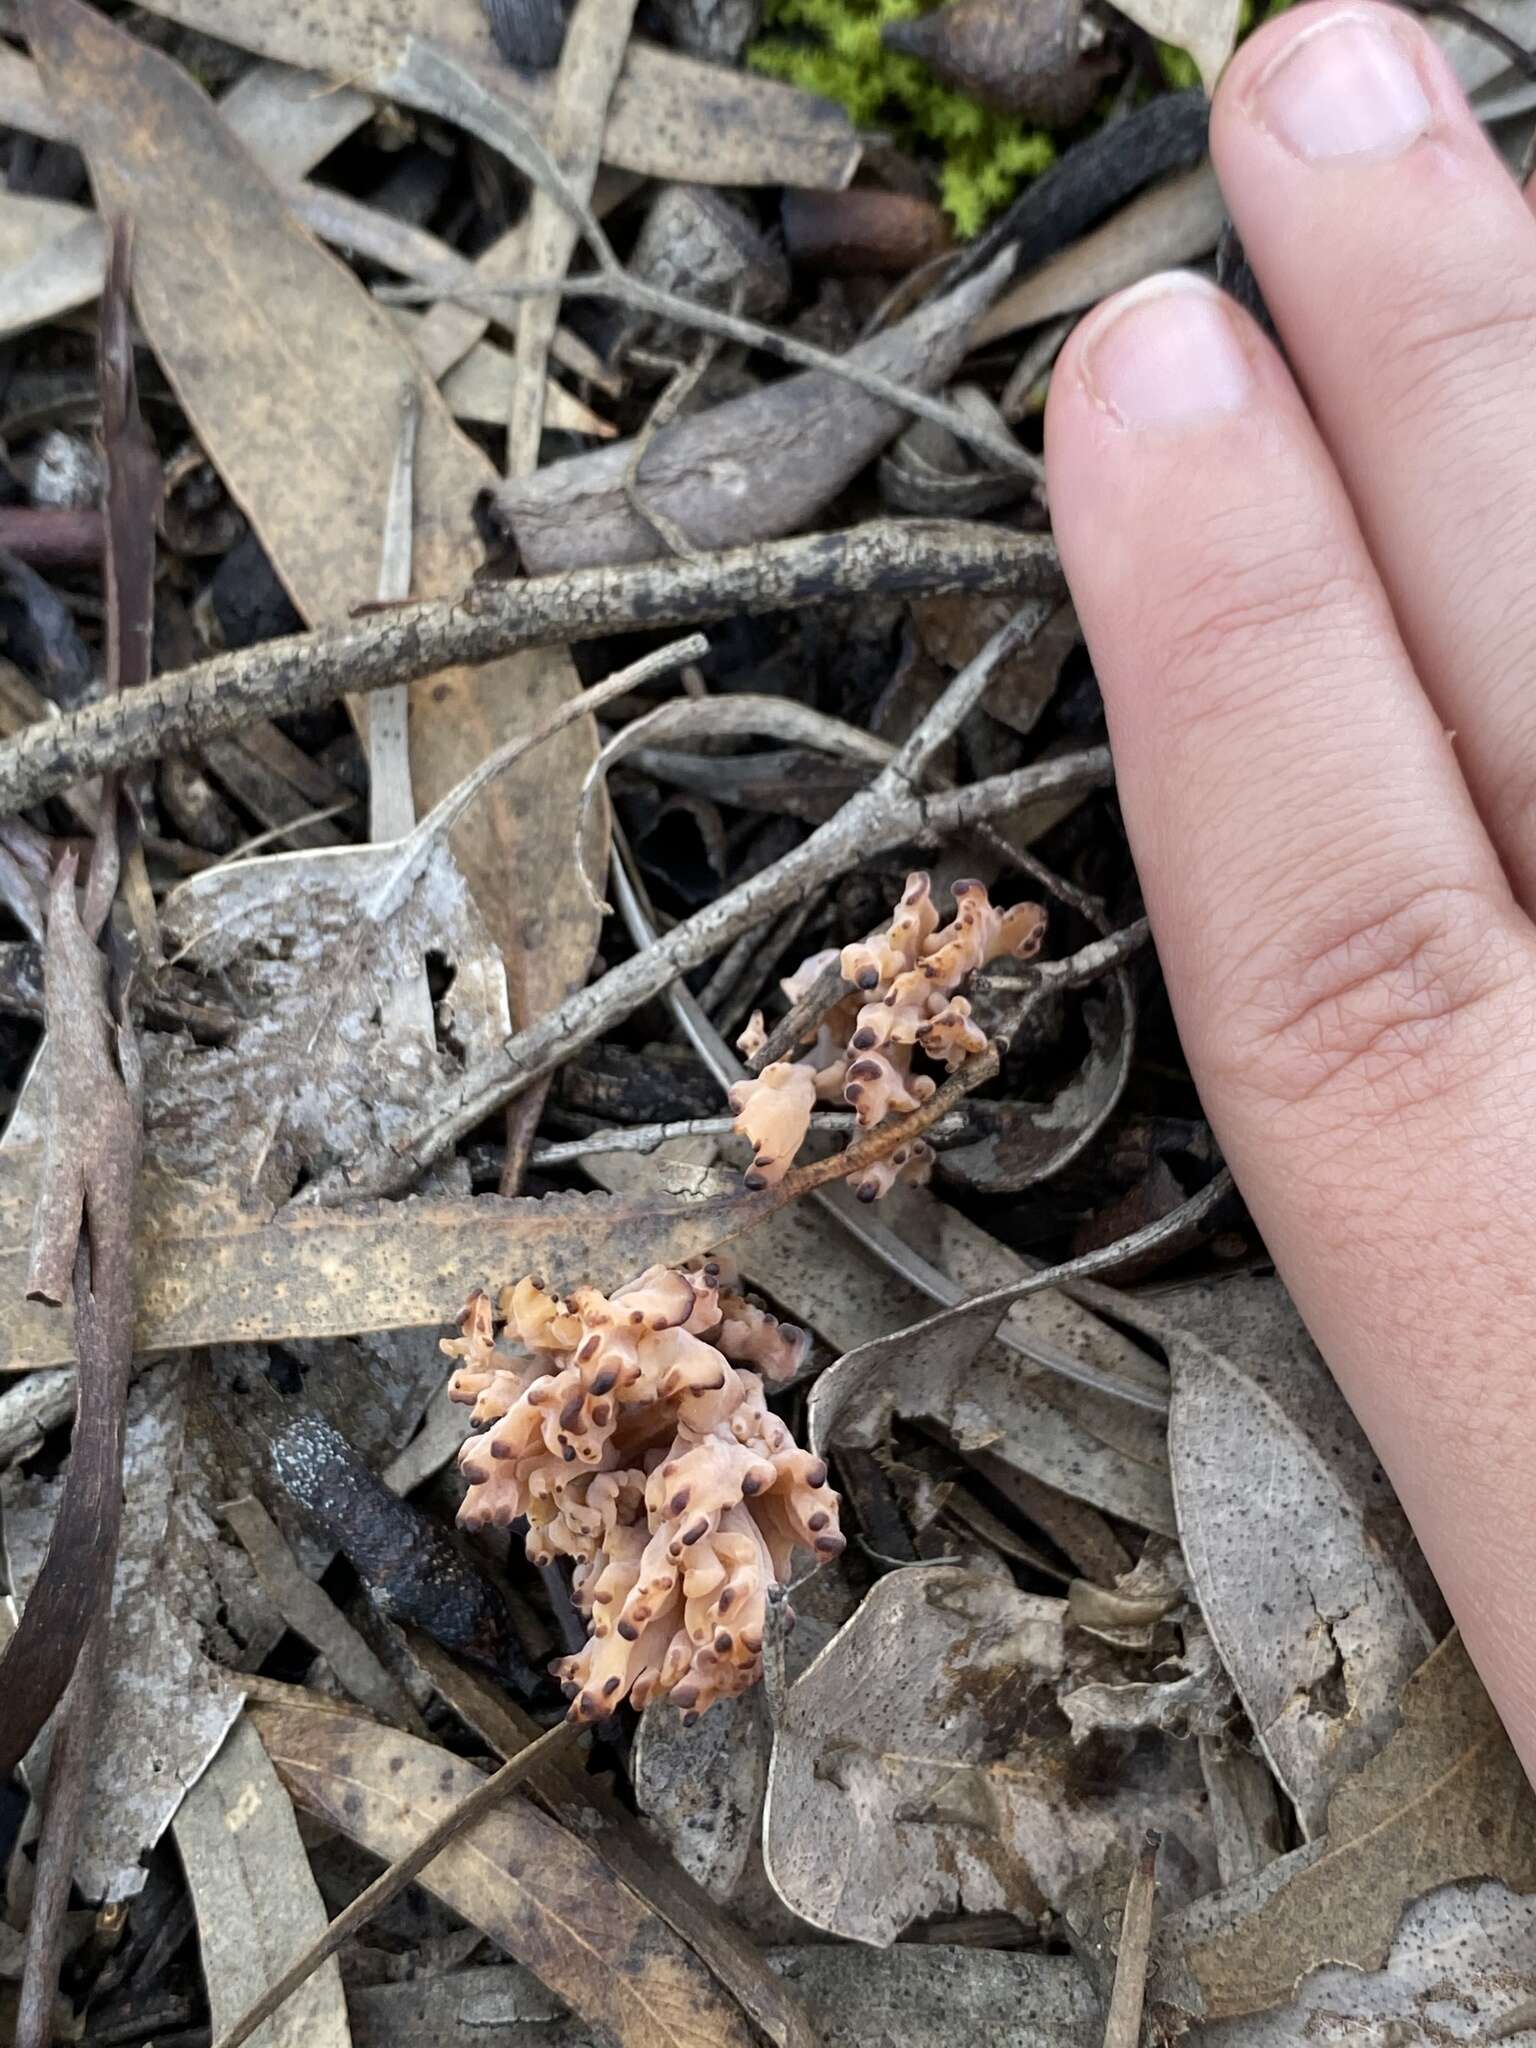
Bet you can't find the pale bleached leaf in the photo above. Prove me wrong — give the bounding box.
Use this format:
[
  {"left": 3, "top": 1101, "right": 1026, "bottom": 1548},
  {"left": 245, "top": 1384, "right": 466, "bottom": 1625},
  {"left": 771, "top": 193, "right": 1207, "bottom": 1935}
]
[
  {"left": 763, "top": 1565, "right": 1217, "bottom": 1947},
  {"left": 1107, "top": 0, "right": 1240, "bottom": 92},
  {"left": 174, "top": 1715, "right": 351, "bottom": 2048},
  {"left": 1154, "top": 1275, "right": 1445, "bottom": 1837}
]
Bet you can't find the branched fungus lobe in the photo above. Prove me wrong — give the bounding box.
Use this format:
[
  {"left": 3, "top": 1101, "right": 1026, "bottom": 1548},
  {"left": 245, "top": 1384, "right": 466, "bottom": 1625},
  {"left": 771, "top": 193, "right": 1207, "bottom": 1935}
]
[{"left": 446, "top": 1258, "right": 841, "bottom": 1722}]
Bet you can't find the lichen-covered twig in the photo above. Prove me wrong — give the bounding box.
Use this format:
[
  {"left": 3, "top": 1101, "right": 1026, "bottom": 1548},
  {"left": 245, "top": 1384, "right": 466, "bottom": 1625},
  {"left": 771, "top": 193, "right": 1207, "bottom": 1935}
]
[
  {"left": 306, "top": 744, "right": 1109, "bottom": 1203},
  {"left": 0, "top": 520, "right": 1058, "bottom": 818}
]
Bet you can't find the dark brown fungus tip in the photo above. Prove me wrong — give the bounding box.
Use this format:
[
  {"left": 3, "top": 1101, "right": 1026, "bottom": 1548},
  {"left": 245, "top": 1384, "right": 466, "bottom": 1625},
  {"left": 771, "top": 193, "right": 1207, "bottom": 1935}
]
[
  {"left": 806, "top": 1459, "right": 828, "bottom": 1487},
  {"left": 603, "top": 1675, "right": 621, "bottom": 1696},
  {"left": 714, "top": 1630, "right": 733, "bottom": 1654}
]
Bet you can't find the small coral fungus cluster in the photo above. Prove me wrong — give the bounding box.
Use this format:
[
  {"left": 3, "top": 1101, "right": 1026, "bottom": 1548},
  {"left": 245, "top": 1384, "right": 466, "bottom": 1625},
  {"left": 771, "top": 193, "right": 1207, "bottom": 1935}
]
[
  {"left": 445, "top": 1258, "right": 842, "bottom": 1722},
  {"left": 731, "top": 872, "right": 1045, "bottom": 1200}
]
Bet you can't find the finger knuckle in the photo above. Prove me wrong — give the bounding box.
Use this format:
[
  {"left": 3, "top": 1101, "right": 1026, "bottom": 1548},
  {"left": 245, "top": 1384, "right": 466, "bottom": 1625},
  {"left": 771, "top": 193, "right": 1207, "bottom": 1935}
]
[{"left": 1225, "top": 882, "right": 1520, "bottom": 1120}]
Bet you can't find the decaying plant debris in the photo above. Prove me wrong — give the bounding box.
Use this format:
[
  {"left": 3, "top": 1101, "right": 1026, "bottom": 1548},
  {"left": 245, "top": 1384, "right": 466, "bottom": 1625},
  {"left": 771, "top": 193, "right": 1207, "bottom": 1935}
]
[{"left": 0, "top": 0, "right": 1534, "bottom": 2043}]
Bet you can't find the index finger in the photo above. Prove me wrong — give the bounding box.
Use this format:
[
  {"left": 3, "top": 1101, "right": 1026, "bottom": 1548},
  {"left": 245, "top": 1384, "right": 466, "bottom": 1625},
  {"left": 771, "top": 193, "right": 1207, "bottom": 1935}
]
[{"left": 1045, "top": 270, "right": 1536, "bottom": 1752}]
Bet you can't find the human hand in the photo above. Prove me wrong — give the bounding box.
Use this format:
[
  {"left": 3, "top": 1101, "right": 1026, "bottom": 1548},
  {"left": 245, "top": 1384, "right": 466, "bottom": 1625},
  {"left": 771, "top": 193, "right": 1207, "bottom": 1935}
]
[{"left": 1046, "top": 1, "right": 1536, "bottom": 1773}]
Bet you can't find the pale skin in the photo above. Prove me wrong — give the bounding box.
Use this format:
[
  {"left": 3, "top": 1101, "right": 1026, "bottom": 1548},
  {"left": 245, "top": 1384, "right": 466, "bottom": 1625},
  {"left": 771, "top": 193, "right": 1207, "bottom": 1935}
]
[{"left": 1045, "top": 0, "right": 1536, "bottom": 1776}]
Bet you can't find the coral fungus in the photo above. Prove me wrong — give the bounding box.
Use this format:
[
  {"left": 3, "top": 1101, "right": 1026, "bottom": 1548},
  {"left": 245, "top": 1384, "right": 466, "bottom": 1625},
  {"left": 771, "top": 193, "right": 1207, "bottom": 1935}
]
[
  {"left": 445, "top": 1258, "right": 841, "bottom": 1722},
  {"left": 729, "top": 872, "right": 1044, "bottom": 1197}
]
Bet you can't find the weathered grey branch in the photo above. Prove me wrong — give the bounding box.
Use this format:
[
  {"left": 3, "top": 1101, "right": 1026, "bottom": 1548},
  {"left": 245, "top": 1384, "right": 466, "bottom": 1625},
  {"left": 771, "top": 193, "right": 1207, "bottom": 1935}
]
[
  {"left": 306, "top": 743, "right": 1112, "bottom": 1202},
  {"left": 0, "top": 521, "right": 1059, "bottom": 818}
]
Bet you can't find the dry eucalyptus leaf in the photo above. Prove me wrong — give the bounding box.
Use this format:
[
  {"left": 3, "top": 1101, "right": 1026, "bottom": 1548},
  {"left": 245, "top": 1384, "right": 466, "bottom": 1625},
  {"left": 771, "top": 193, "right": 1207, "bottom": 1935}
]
[
  {"left": 686, "top": 1152, "right": 1174, "bottom": 1530},
  {"left": 346, "top": 1946, "right": 1102, "bottom": 2048},
  {"left": 1160, "top": 1635, "right": 1536, "bottom": 2023},
  {"left": 1182, "top": 1882, "right": 1536, "bottom": 2046},
  {"left": 2, "top": 1364, "right": 246, "bottom": 1899},
  {"left": 1149, "top": 1274, "right": 1445, "bottom": 1838},
  {"left": 174, "top": 1715, "right": 351, "bottom": 2048},
  {"left": 762, "top": 1565, "right": 1217, "bottom": 1946},
  {"left": 0, "top": 1153, "right": 779, "bottom": 1367},
  {"left": 127, "top": 0, "right": 858, "bottom": 187},
  {"left": 1105, "top": 0, "right": 1240, "bottom": 92},
  {"left": 808, "top": 1281, "right": 1176, "bottom": 1535},
  {"left": 24, "top": 0, "right": 602, "bottom": 1043},
  {"left": 976, "top": 162, "right": 1225, "bottom": 341},
  {"left": 253, "top": 1702, "right": 759, "bottom": 2048}
]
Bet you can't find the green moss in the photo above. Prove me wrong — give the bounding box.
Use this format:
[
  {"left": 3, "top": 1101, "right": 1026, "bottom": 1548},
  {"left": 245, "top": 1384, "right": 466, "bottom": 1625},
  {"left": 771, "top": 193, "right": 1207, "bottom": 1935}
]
[{"left": 749, "top": 0, "right": 1058, "bottom": 237}]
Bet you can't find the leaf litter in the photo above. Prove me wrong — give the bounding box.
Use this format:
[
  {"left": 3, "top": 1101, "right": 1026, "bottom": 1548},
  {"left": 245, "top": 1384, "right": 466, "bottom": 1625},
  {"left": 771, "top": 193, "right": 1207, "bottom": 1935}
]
[{"left": 0, "top": 0, "right": 1532, "bottom": 2041}]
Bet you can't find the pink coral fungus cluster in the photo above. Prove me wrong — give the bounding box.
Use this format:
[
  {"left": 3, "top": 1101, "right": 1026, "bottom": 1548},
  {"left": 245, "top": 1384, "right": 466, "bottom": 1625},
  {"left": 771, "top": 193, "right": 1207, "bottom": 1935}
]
[
  {"left": 730, "top": 873, "right": 1045, "bottom": 1199},
  {"left": 445, "top": 1257, "right": 842, "bottom": 1722}
]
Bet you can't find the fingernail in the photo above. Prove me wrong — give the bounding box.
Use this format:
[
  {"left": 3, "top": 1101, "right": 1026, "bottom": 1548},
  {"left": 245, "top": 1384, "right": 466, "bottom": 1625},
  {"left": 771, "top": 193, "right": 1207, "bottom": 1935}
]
[
  {"left": 1252, "top": 10, "right": 1431, "bottom": 163},
  {"left": 1079, "top": 276, "right": 1253, "bottom": 430}
]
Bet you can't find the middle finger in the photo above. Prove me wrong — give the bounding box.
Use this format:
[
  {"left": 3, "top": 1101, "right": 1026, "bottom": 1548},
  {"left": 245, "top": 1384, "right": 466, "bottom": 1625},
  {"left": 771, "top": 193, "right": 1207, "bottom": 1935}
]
[{"left": 1211, "top": 1, "right": 1536, "bottom": 905}]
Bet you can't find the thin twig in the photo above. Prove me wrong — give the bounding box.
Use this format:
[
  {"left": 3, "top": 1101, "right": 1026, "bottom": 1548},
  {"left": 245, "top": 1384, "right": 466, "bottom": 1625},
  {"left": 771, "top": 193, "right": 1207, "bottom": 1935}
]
[
  {"left": 387, "top": 44, "right": 1040, "bottom": 483},
  {"left": 504, "top": 0, "right": 638, "bottom": 477},
  {"left": 1102, "top": 1833, "right": 1161, "bottom": 2048},
  {"left": 526, "top": 1108, "right": 947, "bottom": 1165},
  {"left": 750, "top": 954, "right": 850, "bottom": 1073},
  {"left": 576, "top": 693, "right": 892, "bottom": 911},
  {"left": 0, "top": 520, "right": 1059, "bottom": 818},
  {"left": 305, "top": 744, "right": 1111, "bottom": 1202},
  {"left": 367, "top": 375, "right": 422, "bottom": 847},
  {"left": 212, "top": 1718, "right": 581, "bottom": 2048}
]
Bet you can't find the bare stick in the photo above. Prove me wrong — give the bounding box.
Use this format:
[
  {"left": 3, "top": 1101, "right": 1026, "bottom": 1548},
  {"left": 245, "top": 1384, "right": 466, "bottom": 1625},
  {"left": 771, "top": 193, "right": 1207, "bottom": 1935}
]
[
  {"left": 390, "top": 43, "right": 1039, "bottom": 484},
  {"left": 504, "top": 0, "right": 637, "bottom": 477},
  {"left": 1102, "top": 1833, "right": 1161, "bottom": 2048},
  {"left": 748, "top": 955, "right": 849, "bottom": 1072},
  {"left": 367, "top": 377, "right": 422, "bottom": 848},
  {"left": 0, "top": 520, "right": 1059, "bottom": 819},
  {"left": 212, "top": 1718, "right": 580, "bottom": 2048}
]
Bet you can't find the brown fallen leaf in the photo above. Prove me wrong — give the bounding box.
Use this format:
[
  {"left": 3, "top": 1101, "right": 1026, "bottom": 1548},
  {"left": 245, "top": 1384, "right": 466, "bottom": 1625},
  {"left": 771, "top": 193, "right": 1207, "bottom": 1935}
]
[
  {"left": 974, "top": 163, "right": 1225, "bottom": 343},
  {"left": 1162, "top": 1634, "right": 1536, "bottom": 2022},
  {"left": 762, "top": 1565, "right": 1218, "bottom": 1947},
  {"left": 1181, "top": 1882, "right": 1536, "bottom": 2046},
  {"left": 23, "top": 0, "right": 602, "bottom": 1070},
  {"left": 0, "top": 1156, "right": 781, "bottom": 1368},
  {"left": 174, "top": 1716, "right": 351, "bottom": 2048},
  {"left": 128, "top": 0, "right": 859, "bottom": 188},
  {"left": 491, "top": 255, "right": 1015, "bottom": 573},
  {"left": 253, "top": 1702, "right": 759, "bottom": 2048}
]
